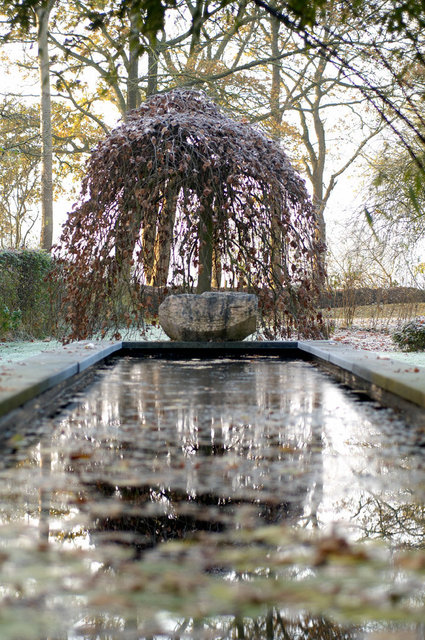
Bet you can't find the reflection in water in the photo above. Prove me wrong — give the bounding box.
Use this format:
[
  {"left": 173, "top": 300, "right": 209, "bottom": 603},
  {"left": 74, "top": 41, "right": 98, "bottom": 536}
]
[
  {"left": 59, "top": 359, "right": 325, "bottom": 552},
  {"left": 0, "top": 357, "right": 424, "bottom": 638}
]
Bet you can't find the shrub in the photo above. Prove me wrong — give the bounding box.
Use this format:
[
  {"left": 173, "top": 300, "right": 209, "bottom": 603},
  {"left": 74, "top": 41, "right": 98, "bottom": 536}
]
[
  {"left": 392, "top": 317, "right": 425, "bottom": 351},
  {"left": 0, "top": 249, "right": 62, "bottom": 339},
  {"left": 0, "top": 305, "right": 22, "bottom": 338}
]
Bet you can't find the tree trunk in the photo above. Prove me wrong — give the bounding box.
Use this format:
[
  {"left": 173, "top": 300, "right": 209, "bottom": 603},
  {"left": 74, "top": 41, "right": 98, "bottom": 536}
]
[
  {"left": 211, "top": 248, "right": 221, "bottom": 289},
  {"left": 311, "top": 97, "right": 327, "bottom": 248},
  {"left": 269, "top": 15, "right": 283, "bottom": 287},
  {"left": 197, "top": 204, "right": 213, "bottom": 293},
  {"left": 305, "top": 57, "right": 327, "bottom": 248},
  {"left": 150, "top": 185, "right": 176, "bottom": 287},
  {"left": 127, "top": 3, "right": 141, "bottom": 112},
  {"left": 270, "top": 15, "right": 282, "bottom": 134},
  {"left": 36, "top": 0, "right": 54, "bottom": 252},
  {"left": 142, "top": 211, "right": 157, "bottom": 284},
  {"left": 309, "top": 62, "right": 328, "bottom": 288},
  {"left": 147, "top": 39, "right": 159, "bottom": 97}
]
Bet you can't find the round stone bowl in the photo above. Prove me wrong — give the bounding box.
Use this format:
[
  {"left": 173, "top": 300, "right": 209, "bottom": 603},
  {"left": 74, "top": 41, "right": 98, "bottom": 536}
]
[{"left": 158, "top": 292, "right": 258, "bottom": 341}]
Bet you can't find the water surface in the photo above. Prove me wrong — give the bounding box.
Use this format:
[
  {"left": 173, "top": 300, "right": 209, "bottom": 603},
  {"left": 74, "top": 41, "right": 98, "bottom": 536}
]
[{"left": 1, "top": 357, "right": 425, "bottom": 639}]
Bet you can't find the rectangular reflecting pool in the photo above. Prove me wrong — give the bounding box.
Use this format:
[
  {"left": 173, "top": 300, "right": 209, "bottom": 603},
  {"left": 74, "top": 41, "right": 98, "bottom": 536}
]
[{"left": 1, "top": 356, "right": 425, "bottom": 639}]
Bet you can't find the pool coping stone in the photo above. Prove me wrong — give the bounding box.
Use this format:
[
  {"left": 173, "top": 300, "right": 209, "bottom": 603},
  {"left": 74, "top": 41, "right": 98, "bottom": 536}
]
[
  {"left": 0, "top": 339, "right": 424, "bottom": 419},
  {"left": 0, "top": 341, "right": 121, "bottom": 417},
  {"left": 299, "top": 340, "right": 425, "bottom": 408}
]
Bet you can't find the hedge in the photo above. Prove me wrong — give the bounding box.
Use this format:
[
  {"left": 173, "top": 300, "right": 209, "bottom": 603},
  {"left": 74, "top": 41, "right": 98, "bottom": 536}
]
[{"left": 0, "top": 249, "right": 62, "bottom": 339}]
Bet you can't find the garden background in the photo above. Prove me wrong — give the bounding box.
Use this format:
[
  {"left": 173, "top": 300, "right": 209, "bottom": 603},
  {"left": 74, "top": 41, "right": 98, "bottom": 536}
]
[{"left": 1, "top": 0, "right": 425, "bottom": 354}]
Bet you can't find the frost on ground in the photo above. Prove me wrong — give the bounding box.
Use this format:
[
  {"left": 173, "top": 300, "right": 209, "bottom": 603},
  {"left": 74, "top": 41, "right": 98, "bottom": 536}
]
[
  {"left": 330, "top": 327, "right": 425, "bottom": 366},
  {"left": 2, "top": 325, "right": 425, "bottom": 366},
  {"left": 0, "top": 339, "right": 64, "bottom": 363},
  {"left": 0, "top": 325, "right": 169, "bottom": 363}
]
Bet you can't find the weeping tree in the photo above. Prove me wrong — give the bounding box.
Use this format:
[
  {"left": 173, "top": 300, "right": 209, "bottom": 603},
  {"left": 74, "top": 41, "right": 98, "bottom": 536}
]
[{"left": 55, "top": 89, "right": 325, "bottom": 340}]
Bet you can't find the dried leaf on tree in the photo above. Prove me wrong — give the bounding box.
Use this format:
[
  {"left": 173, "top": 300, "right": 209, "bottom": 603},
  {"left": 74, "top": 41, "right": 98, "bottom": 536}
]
[{"left": 54, "top": 89, "right": 325, "bottom": 341}]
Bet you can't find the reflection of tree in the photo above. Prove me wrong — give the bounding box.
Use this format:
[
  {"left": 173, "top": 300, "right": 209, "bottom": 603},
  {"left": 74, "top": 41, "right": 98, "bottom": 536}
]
[
  {"left": 5, "top": 357, "right": 425, "bottom": 638},
  {"left": 54, "top": 359, "right": 326, "bottom": 554},
  {"left": 203, "top": 611, "right": 356, "bottom": 639},
  {"left": 77, "top": 609, "right": 358, "bottom": 639},
  {"left": 38, "top": 445, "right": 51, "bottom": 543},
  {"left": 351, "top": 495, "right": 425, "bottom": 547}
]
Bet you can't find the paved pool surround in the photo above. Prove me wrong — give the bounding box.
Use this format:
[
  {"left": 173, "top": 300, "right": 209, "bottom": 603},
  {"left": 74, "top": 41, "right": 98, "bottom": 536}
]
[{"left": 1, "top": 340, "right": 425, "bottom": 421}]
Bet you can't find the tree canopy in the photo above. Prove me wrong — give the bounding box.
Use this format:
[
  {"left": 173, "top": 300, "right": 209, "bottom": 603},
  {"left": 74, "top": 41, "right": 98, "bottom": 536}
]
[{"left": 2, "top": 0, "right": 425, "bottom": 277}]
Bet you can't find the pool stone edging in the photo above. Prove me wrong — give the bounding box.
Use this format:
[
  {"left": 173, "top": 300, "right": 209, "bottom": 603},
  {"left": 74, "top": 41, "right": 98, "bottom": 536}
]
[
  {"left": 0, "top": 341, "right": 122, "bottom": 418},
  {"left": 298, "top": 340, "right": 425, "bottom": 409},
  {"left": 1, "top": 339, "right": 425, "bottom": 420}
]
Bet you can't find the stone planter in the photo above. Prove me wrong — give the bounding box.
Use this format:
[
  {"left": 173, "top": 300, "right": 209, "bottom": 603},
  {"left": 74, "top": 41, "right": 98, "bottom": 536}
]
[{"left": 158, "top": 292, "right": 258, "bottom": 341}]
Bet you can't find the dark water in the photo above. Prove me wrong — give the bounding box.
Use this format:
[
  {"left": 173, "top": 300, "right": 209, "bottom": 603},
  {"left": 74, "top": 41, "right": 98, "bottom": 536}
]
[{"left": 1, "top": 357, "right": 425, "bottom": 639}]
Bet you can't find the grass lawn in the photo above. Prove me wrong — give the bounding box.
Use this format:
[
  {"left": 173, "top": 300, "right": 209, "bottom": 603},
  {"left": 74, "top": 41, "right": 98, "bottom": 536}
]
[{"left": 326, "top": 302, "right": 425, "bottom": 327}]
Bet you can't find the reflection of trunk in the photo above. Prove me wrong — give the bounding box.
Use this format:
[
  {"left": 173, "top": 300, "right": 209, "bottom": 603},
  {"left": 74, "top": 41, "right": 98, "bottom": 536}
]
[
  {"left": 39, "top": 446, "right": 51, "bottom": 542},
  {"left": 307, "top": 390, "right": 324, "bottom": 528},
  {"left": 235, "top": 614, "right": 245, "bottom": 638},
  {"left": 197, "top": 202, "right": 213, "bottom": 293},
  {"left": 266, "top": 609, "right": 273, "bottom": 639}
]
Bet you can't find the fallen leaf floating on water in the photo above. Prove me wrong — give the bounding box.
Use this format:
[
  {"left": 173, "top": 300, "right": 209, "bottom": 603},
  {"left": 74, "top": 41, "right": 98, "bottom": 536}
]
[{"left": 69, "top": 449, "right": 94, "bottom": 460}]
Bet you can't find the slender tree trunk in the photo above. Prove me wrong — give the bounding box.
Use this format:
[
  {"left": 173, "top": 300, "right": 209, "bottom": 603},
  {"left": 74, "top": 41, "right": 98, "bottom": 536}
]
[
  {"left": 151, "top": 185, "right": 176, "bottom": 286},
  {"left": 142, "top": 211, "right": 157, "bottom": 284},
  {"left": 295, "top": 57, "right": 328, "bottom": 288},
  {"left": 35, "top": 0, "right": 54, "bottom": 252},
  {"left": 309, "top": 61, "right": 328, "bottom": 289},
  {"left": 305, "top": 57, "right": 327, "bottom": 248},
  {"left": 311, "top": 93, "right": 327, "bottom": 248},
  {"left": 211, "top": 248, "right": 221, "bottom": 289},
  {"left": 270, "top": 15, "right": 282, "bottom": 132},
  {"left": 197, "top": 204, "right": 213, "bottom": 293},
  {"left": 127, "top": 3, "right": 141, "bottom": 112},
  {"left": 270, "top": 14, "right": 283, "bottom": 287},
  {"left": 147, "top": 39, "right": 159, "bottom": 97}
]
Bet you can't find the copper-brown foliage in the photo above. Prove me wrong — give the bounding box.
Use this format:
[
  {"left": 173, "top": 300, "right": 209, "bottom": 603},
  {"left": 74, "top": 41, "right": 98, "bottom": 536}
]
[{"left": 54, "top": 89, "right": 325, "bottom": 340}]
